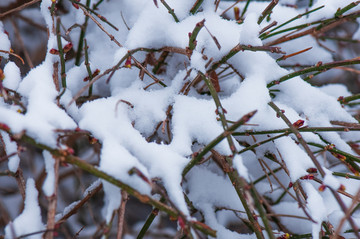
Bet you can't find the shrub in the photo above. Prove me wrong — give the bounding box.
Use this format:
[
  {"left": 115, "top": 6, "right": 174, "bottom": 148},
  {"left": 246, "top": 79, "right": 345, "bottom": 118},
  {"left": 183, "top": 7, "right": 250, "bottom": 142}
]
[{"left": 1, "top": 0, "right": 360, "bottom": 238}]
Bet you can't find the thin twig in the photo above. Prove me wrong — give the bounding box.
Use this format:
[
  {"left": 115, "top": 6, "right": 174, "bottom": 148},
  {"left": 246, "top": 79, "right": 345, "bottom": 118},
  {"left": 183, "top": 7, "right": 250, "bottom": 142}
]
[
  {"left": 266, "top": 10, "right": 360, "bottom": 46},
  {"left": 117, "top": 191, "right": 128, "bottom": 239},
  {"left": 201, "top": 72, "right": 268, "bottom": 239},
  {"left": 44, "top": 157, "right": 60, "bottom": 239},
  {"left": 190, "top": 0, "right": 203, "bottom": 15},
  {"left": 0, "top": 50, "right": 24, "bottom": 64},
  {"left": 56, "top": 17, "right": 66, "bottom": 88},
  {"left": 220, "top": 0, "right": 242, "bottom": 17},
  {"left": 258, "top": 0, "right": 279, "bottom": 25},
  {"left": 260, "top": 5, "right": 324, "bottom": 39},
  {"left": 160, "top": 0, "right": 179, "bottom": 22},
  {"left": 182, "top": 110, "right": 256, "bottom": 176},
  {"left": 268, "top": 101, "right": 360, "bottom": 239},
  {"left": 15, "top": 168, "right": 26, "bottom": 201},
  {"left": 56, "top": 182, "right": 103, "bottom": 224},
  {"left": 210, "top": 44, "right": 284, "bottom": 72},
  {"left": 10, "top": 18, "right": 34, "bottom": 68},
  {"left": 0, "top": 0, "right": 41, "bottom": 18},
  {"left": 137, "top": 197, "right": 166, "bottom": 239},
  {"left": 78, "top": 5, "right": 122, "bottom": 48},
  {"left": 14, "top": 133, "right": 216, "bottom": 237},
  {"left": 267, "top": 57, "right": 360, "bottom": 88}
]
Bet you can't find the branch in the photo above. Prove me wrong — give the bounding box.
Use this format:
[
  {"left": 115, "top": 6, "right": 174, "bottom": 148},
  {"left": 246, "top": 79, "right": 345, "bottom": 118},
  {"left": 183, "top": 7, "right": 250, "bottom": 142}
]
[
  {"left": 267, "top": 57, "right": 360, "bottom": 88},
  {"left": 268, "top": 101, "right": 360, "bottom": 239},
  {"left": 9, "top": 132, "right": 216, "bottom": 237}
]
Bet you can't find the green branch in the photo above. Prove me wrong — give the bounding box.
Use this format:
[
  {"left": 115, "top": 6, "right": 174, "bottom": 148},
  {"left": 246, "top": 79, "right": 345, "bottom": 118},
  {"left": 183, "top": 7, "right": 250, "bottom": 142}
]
[
  {"left": 160, "top": 0, "right": 179, "bottom": 22},
  {"left": 190, "top": 0, "right": 203, "bottom": 15},
  {"left": 182, "top": 110, "right": 257, "bottom": 177},
  {"left": 258, "top": 0, "right": 278, "bottom": 25},
  {"left": 335, "top": 1, "right": 360, "bottom": 18},
  {"left": 260, "top": 5, "right": 324, "bottom": 39},
  {"left": 188, "top": 19, "right": 205, "bottom": 54},
  {"left": 233, "top": 126, "right": 360, "bottom": 136},
  {"left": 200, "top": 73, "right": 268, "bottom": 239},
  {"left": 267, "top": 57, "right": 360, "bottom": 88},
  {"left": 10, "top": 133, "right": 216, "bottom": 237}
]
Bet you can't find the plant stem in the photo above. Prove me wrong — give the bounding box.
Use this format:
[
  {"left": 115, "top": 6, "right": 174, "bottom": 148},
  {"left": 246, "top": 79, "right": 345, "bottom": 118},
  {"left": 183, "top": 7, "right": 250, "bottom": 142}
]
[
  {"left": 268, "top": 101, "right": 360, "bottom": 239},
  {"left": 238, "top": 132, "right": 289, "bottom": 154},
  {"left": 201, "top": 73, "right": 266, "bottom": 239},
  {"left": 56, "top": 17, "right": 66, "bottom": 88},
  {"left": 268, "top": 102, "right": 326, "bottom": 176},
  {"left": 335, "top": 1, "right": 360, "bottom": 18},
  {"left": 267, "top": 57, "right": 360, "bottom": 88},
  {"left": 69, "top": 0, "right": 118, "bottom": 31},
  {"left": 190, "top": 0, "right": 203, "bottom": 15},
  {"left": 332, "top": 172, "right": 360, "bottom": 180},
  {"left": 84, "top": 39, "right": 93, "bottom": 96},
  {"left": 233, "top": 126, "right": 360, "bottom": 136},
  {"left": 307, "top": 142, "right": 360, "bottom": 172},
  {"left": 250, "top": 185, "right": 276, "bottom": 239},
  {"left": 74, "top": 0, "right": 91, "bottom": 66},
  {"left": 137, "top": 197, "right": 166, "bottom": 239},
  {"left": 210, "top": 44, "right": 284, "bottom": 72},
  {"left": 182, "top": 110, "right": 256, "bottom": 177},
  {"left": 15, "top": 134, "right": 216, "bottom": 237},
  {"left": 266, "top": 10, "right": 360, "bottom": 45},
  {"left": 257, "top": 0, "right": 279, "bottom": 25},
  {"left": 339, "top": 93, "right": 360, "bottom": 104},
  {"left": 160, "top": 0, "right": 179, "bottom": 22},
  {"left": 253, "top": 167, "right": 282, "bottom": 184},
  {"left": 188, "top": 19, "right": 205, "bottom": 53},
  {"left": 240, "top": 0, "right": 252, "bottom": 19},
  {"left": 260, "top": 5, "right": 324, "bottom": 39}
]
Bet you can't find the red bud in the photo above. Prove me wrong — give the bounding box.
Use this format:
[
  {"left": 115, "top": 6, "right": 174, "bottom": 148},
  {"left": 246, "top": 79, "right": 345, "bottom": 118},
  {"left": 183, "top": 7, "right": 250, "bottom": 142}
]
[
  {"left": 49, "top": 48, "right": 59, "bottom": 55},
  {"left": 293, "top": 119, "right": 304, "bottom": 128},
  {"left": 63, "top": 42, "right": 73, "bottom": 53}
]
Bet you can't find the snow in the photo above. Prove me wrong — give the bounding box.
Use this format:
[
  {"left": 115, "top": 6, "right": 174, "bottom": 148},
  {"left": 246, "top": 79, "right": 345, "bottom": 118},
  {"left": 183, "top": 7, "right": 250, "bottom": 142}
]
[
  {"left": 309, "top": 1, "right": 360, "bottom": 21},
  {"left": 303, "top": 182, "right": 327, "bottom": 239},
  {"left": 0, "top": 22, "right": 11, "bottom": 58},
  {"left": 274, "top": 136, "right": 314, "bottom": 181},
  {"left": 171, "top": 94, "right": 228, "bottom": 155},
  {"left": 233, "top": 154, "right": 249, "bottom": 181},
  {"left": 3, "top": 62, "right": 21, "bottom": 91},
  {"left": 191, "top": 52, "right": 207, "bottom": 72},
  {"left": 102, "top": 181, "right": 121, "bottom": 223},
  {"left": 187, "top": 167, "right": 244, "bottom": 211},
  {"left": 5, "top": 178, "right": 45, "bottom": 239},
  {"left": 323, "top": 168, "right": 341, "bottom": 190},
  {"left": 2, "top": 0, "right": 360, "bottom": 237},
  {"left": 55, "top": 200, "right": 81, "bottom": 222},
  {"left": 42, "top": 150, "right": 56, "bottom": 197},
  {"left": 239, "top": 13, "right": 262, "bottom": 46},
  {"left": 1, "top": 131, "right": 20, "bottom": 173}
]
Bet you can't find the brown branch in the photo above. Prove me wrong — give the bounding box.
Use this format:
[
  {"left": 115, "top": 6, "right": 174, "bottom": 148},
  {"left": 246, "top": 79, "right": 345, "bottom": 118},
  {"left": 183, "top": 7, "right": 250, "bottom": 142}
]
[
  {"left": 268, "top": 101, "right": 360, "bottom": 239},
  {"left": 44, "top": 157, "right": 60, "bottom": 239},
  {"left": 10, "top": 17, "right": 34, "bottom": 68},
  {"left": 334, "top": 188, "right": 360, "bottom": 237},
  {"left": 78, "top": 5, "right": 122, "bottom": 48},
  {"left": 117, "top": 191, "right": 128, "bottom": 239},
  {"left": 0, "top": 50, "right": 25, "bottom": 65},
  {"left": 266, "top": 10, "right": 360, "bottom": 46},
  {"left": 56, "top": 182, "right": 103, "bottom": 224},
  {"left": 15, "top": 168, "right": 26, "bottom": 201},
  {"left": 0, "top": 0, "right": 41, "bottom": 19}
]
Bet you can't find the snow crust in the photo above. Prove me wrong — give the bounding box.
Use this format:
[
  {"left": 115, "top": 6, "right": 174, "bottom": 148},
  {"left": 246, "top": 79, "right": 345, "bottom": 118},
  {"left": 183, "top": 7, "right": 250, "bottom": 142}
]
[{"left": 5, "top": 179, "right": 45, "bottom": 239}]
